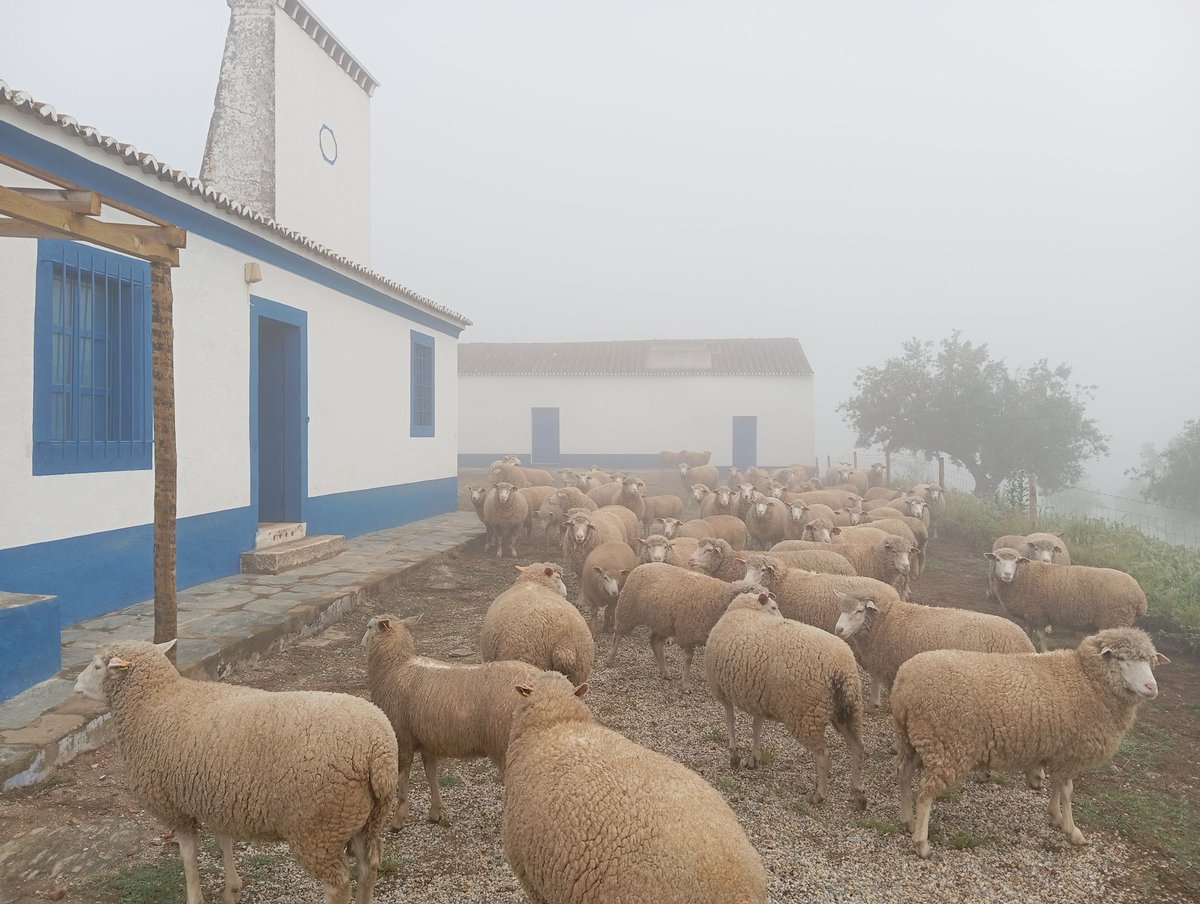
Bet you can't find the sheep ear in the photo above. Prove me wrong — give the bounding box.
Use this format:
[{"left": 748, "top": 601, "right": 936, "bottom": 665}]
[
  {"left": 154, "top": 639, "right": 177, "bottom": 655},
  {"left": 911, "top": 545, "right": 921, "bottom": 554},
  {"left": 1156, "top": 653, "right": 1171, "bottom": 665},
  {"left": 107, "top": 655, "right": 131, "bottom": 671},
  {"left": 543, "top": 566, "right": 556, "bottom": 577},
  {"left": 1100, "top": 646, "right": 1114, "bottom": 658},
  {"left": 516, "top": 684, "right": 534, "bottom": 697},
  {"left": 833, "top": 590, "right": 848, "bottom": 601},
  {"left": 591, "top": 565, "right": 604, "bottom": 575},
  {"left": 375, "top": 617, "right": 393, "bottom": 632},
  {"left": 1017, "top": 556, "right": 1030, "bottom": 564},
  {"left": 515, "top": 565, "right": 524, "bottom": 572},
  {"left": 865, "top": 599, "right": 878, "bottom": 611},
  {"left": 734, "top": 558, "right": 746, "bottom": 566},
  {"left": 831, "top": 527, "right": 842, "bottom": 535},
  {"left": 400, "top": 614, "right": 423, "bottom": 627},
  {"left": 1053, "top": 545, "right": 1063, "bottom": 553},
  {"left": 573, "top": 682, "right": 589, "bottom": 697},
  {"left": 620, "top": 569, "right": 631, "bottom": 577},
  {"left": 984, "top": 552, "right": 997, "bottom": 561},
  {"left": 636, "top": 538, "right": 647, "bottom": 547},
  {"left": 757, "top": 592, "right": 770, "bottom": 605}
]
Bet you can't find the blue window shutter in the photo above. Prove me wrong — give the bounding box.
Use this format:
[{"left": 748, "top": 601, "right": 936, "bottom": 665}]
[
  {"left": 32, "top": 239, "right": 153, "bottom": 475},
  {"left": 410, "top": 330, "right": 435, "bottom": 437}
]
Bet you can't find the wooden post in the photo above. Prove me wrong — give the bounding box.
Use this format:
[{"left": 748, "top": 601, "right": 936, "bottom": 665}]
[
  {"left": 885, "top": 450, "right": 892, "bottom": 487},
  {"left": 1028, "top": 471, "right": 1038, "bottom": 529},
  {"left": 150, "top": 261, "right": 178, "bottom": 659},
  {"left": 814, "top": 457, "right": 820, "bottom": 479},
  {"left": 826, "top": 455, "right": 831, "bottom": 470},
  {"left": 853, "top": 450, "right": 858, "bottom": 468},
  {"left": 937, "top": 454, "right": 945, "bottom": 490}
]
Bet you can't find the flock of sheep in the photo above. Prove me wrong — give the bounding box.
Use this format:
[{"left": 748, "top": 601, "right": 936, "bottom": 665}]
[{"left": 69, "top": 454, "right": 1169, "bottom": 904}]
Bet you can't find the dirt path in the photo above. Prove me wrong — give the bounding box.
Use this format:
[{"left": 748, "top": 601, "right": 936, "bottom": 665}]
[{"left": 1, "top": 477, "right": 1196, "bottom": 903}]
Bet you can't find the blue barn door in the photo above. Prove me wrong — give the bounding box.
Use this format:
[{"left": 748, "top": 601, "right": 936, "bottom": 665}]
[
  {"left": 732, "top": 416, "right": 757, "bottom": 469},
  {"left": 531, "top": 408, "right": 560, "bottom": 465},
  {"left": 252, "top": 298, "right": 307, "bottom": 525}
]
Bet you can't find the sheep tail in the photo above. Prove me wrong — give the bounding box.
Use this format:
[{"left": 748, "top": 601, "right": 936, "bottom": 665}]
[
  {"left": 551, "top": 648, "right": 578, "bottom": 683},
  {"left": 830, "top": 672, "right": 860, "bottom": 730},
  {"left": 359, "top": 736, "right": 399, "bottom": 849}
]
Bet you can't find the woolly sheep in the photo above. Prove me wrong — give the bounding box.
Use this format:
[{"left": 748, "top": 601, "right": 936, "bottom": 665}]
[
  {"left": 706, "top": 591, "right": 867, "bottom": 808},
  {"left": 866, "top": 462, "right": 888, "bottom": 489},
  {"left": 466, "top": 485, "right": 492, "bottom": 549},
  {"left": 770, "top": 549, "right": 857, "bottom": 576},
  {"left": 793, "top": 489, "right": 863, "bottom": 513},
  {"left": 862, "top": 513, "right": 929, "bottom": 574},
  {"left": 993, "top": 532, "right": 1071, "bottom": 565},
  {"left": 832, "top": 589, "right": 1035, "bottom": 713},
  {"left": 742, "top": 555, "right": 900, "bottom": 631},
  {"left": 986, "top": 549, "right": 1147, "bottom": 649},
  {"left": 605, "top": 563, "right": 767, "bottom": 693},
  {"left": 611, "top": 475, "right": 648, "bottom": 521},
  {"left": 658, "top": 450, "right": 683, "bottom": 467},
  {"left": 746, "top": 493, "right": 788, "bottom": 549},
  {"left": 799, "top": 518, "right": 840, "bottom": 544},
  {"left": 700, "top": 485, "right": 740, "bottom": 519},
  {"left": 679, "top": 462, "right": 720, "bottom": 491},
  {"left": 362, "top": 614, "right": 539, "bottom": 827},
  {"left": 674, "top": 515, "right": 748, "bottom": 548},
  {"left": 518, "top": 486, "right": 558, "bottom": 539},
  {"left": 892, "top": 628, "right": 1169, "bottom": 858},
  {"left": 637, "top": 533, "right": 700, "bottom": 567},
  {"left": 688, "top": 537, "right": 749, "bottom": 582},
  {"left": 642, "top": 493, "right": 685, "bottom": 529},
  {"left": 689, "top": 483, "right": 713, "bottom": 510},
  {"left": 864, "top": 486, "right": 902, "bottom": 503},
  {"left": 649, "top": 516, "right": 686, "bottom": 539},
  {"left": 549, "top": 486, "right": 598, "bottom": 514},
  {"left": 587, "top": 480, "right": 624, "bottom": 507},
  {"left": 560, "top": 509, "right": 627, "bottom": 578},
  {"left": 783, "top": 501, "right": 836, "bottom": 540},
  {"left": 503, "top": 672, "right": 767, "bottom": 904},
  {"left": 580, "top": 541, "right": 639, "bottom": 634},
  {"left": 480, "top": 563, "right": 594, "bottom": 684},
  {"left": 483, "top": 482, "right": 531, "bottom": 558},
  {"left": 684, "top": 449, "right": 713, "bottom": 466},
  {"left": 831, "top": 507, "right": 864, "bottom": 527},
  {"left": 489, "top": 462, "right": 532, "bottom": 489},
  {"left": 910, "top": 483, "right": 946, "bottom": 539},
  {"left": 595, "top": 504, "right": 641, "bottom": 547},
  {"left": 74, "top": 640, "right": 396, "bottom": 904}
]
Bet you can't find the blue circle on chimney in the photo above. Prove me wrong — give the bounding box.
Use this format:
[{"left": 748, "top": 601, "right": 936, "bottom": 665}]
[{"left": 319, "top": 124, "right": 338, "bottom": 164}]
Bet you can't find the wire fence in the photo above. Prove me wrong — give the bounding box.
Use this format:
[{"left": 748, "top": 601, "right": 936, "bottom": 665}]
[{"left": 824, "top": 448, "right": 1200, "bottom": 551}]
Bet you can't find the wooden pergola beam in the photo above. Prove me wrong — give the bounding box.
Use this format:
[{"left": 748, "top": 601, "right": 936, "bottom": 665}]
[
  {"left": 0, "top": 184, "right": 182, "bottom": 266},
  {"left": 0, "top": 217, "right": 186, "bottom": 246},
  {"left": 0, "top": 152, "right": 172, "bottom": 227},
  {"left": 10, "top": 188, "right": 102, "bottom": 215}
]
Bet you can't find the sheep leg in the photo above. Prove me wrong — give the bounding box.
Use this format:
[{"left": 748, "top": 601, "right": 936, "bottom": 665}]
[
  {"left": 913, "top": 770, "right": 956, "bottom": 859},
  {"left": 424, "top": 754, "right": 445, "bottom": 823},
  {"left": 1033, "top": 628, "right": 1049, "bottom": 653},
  {"left": 392, "top": 750, "right": 414, "bottom": 830},
  {"left": 649, "top": 633, "right": 669, "bottom": 680},
  {"left": 602, "top": 604, "right": 614, "bottom": 635},
  {"left": 349, "top": 830, "right": 380, "bottom": 904},
  {"left": 867, "top": 679, "right": 883, "bottom": 712},
  {"left": 1052, "top": 776, "right": 1086, "bottom": 845},
  {"left": 680, "top": 647, "right": 695, "bottom": 694},
  {"left": 291, "top": 840, "right": 351, "bottom": 904},
  {"left": 809, "top": 748, "right": 832, "bottom": 805},
  {"left": 835, "top": 723, "right": 868, "bottom": 811},
  {"left": 215, "top": 832, "right": 242, "bottom": 904},
  {"left": 724, "top": 700, "right": 741, "bottom": 768},
  {"left": 176, "top": 828, "right": 204, "bottom": 904},
  {"left": 1026, "top": 765, "right": 1045, "bottom": 790},
  {"left": 746, "top": 715, "right": 764, "bottom": 769},
  {"left": 897, "top": 747, "right": 917, "bottom": 831},
  {"left": 604, "top": 632, "right": 622, "bottom": 668}
]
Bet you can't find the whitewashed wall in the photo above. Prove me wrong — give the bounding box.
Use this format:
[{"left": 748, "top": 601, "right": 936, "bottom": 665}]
[
  {"left": 274, "top": 10, "right": 372, "bottom": 264},
  {"left": 459, "top": 373, "right": 815, "bottom": 467},
  {"left": 0, "top": 130, "right": 458, "bottom": 552}
]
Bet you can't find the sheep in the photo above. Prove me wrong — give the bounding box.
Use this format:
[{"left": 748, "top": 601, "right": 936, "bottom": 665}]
[
  {"left": 706, "top": 591, "right": 867, "bottom": 808},
  {"left": 986, "top": 549, "right": 1148, "bottom": 650},
  {"left": 768, "top": 549, "right": 856, "bottom": 576},
  {"left": 679, "top": 462, "right": 720, "bottom": 491},
  {"left": 700, "top": 485, "right": 740, "bottom": 519},
  {"left": 825, "top": 462, "right": 854, "bottom": 487},
  {"left": 587, "top": 480, "right": 624, "bottom": 507},
  {"left": 867, "top": 462, "right": 888, "bottom": 489},
  {"left": 480, "top": 563, "right": 594, "bottom": 684},
  {"left": 73, "top": 640, "right": 396, "bottom": 904},
  {"left": 637, "top": 533, "right": 700, "bottom": 567},
  {"left": 659, "top": 450, "right": 683, "bottom": 467},
  {"left": 483, "top": 482, "right": 530, "bottom": 558},
  {"left": 689, "top": 482, "right": 713, "bottom": 509},
  {"left": 783, "top": 501, "right": 836, "bottom": 540},
  {"left": 560, "top": 509, "right": 627, "bottom": 578},
  {"left": 649, "top": 516, "right": 686, "bottom": 539},
  {"left": 611, "top": 475, "right": 647, "bottom": 521},
  {"left": 864, "top": 486, "right": 902, "bottom": 503},
  {"left": 489, "top": 462, "right": 531, "bottom": 489},
  {"left": 742, "top": 555, "right": 900, "bottom": 631},
  {"left": 518, "top": 486, "right": 557, "bottom": 540},
  {"left": 793, "top": 489, "right": 863, "bottom": 512},
  {"left": 992, "top": 532, "right": 1071, "bottom": 565},
  {"left": 362, "top": 614, "right": 539, "bottom": 828},
  {"left": 682, "top": 449, "right": 713, "bottom": 467},
  {"left": 548, "top": 485, "right": 598, "bottom": 514},
  {"left": 642, "top": 493, "right": 685, "bottom": 530},
  {"left": 830, "top": 508, "right": 863, "bottom": 527},
  {"left": 862, "top": 513, "right": 929, "bottom": 574},
  {"left": 840, "top": 468, "right": 870, "bottom": 495},
  {"left": 674, "top": 515, "right": 749, "bottom": 548},
  {"left": 892, "top": 628, "right": 1169, "bottom": 858},
  {"left": 824, "top": 533, "right": 918, "bottom": 599},
  {"left": 503, "top": 672, "right": 767, "bottom": 904},
  {"left": 799, "top": 518, "right": 841, "bottom": 544},
  {"left": 746, "top": 492, "right": 788, "bottom": 549},
  {"left": 580, "top": 541, "right": 639, "bottom": 634},
  {"left": 910, "top": 483, "right": 947, "bottom": 539},
  {"left": 688, "top": 537, "right": 749, "bottom": 582},
  {"left": 605, "top": 563, "right": 767, "bottom": 693},
  {"left": 831, "top": 589, "right": 1035, "bottom": 714},
  {"left": 466, "top": 485, "right": 491, "bottom": 548},
  {"left": 596, "top": 503, "right": 641, "bottom": 547}
]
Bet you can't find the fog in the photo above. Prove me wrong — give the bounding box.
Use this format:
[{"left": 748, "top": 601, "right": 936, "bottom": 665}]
[{"left": 6, "top": 0, "right": 1198, "bottom": 492}]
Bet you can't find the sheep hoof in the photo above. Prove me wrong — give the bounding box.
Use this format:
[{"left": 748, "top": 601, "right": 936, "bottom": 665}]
[
  {"left": 744, "top": 756, "right": 758, "bottom": 770},
  {"left": 916, "top": 840, "right": 932, "bottom": 859},
  {"left": 852, "top": 793, "right": 868, "bottom": 812},
  {"left": 730, "top": 752, "right": 741, "bottom": 769},
  {"left": 426, "top": 810, "right": 444, "bottom": 824},
  {"left": 806, "top": 790, "right": 825, "bottom": 806},
  {"left": 223, "top": 883, "right": 242, "bottom": 904},
  {"left": 1069, "top": 828, "right": 1085, "bottom": 846}
]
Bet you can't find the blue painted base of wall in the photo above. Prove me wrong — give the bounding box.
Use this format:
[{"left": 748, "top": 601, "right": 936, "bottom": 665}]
[
  {"left": 0, "top": 506, "right": 256, "bottom": 628},
  {"left": 307, "top": 476, "right": 457, "bottom": 539},
  {"left": 0, "top": 595, "right": 61, "bottom": 701}
]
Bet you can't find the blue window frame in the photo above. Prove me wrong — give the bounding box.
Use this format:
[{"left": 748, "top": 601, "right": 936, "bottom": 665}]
[
  {"left": 33, "top": 240, "right": 153, "bottom": 474},
  {"left": 410, "top": 330, "right": 435, "bottom": 437}
]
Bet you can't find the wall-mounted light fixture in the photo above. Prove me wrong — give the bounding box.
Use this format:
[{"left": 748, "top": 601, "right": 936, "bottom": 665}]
[{"left": 244, "top": 262, "right": 263, "bottom": 284}]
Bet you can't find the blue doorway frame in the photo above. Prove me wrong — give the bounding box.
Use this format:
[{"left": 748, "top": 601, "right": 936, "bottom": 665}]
[
  {"left": 531, "top": 407, "right": 560, "bottom": 465},
  {"left": 250, "top": 297, "right": 308, "bottom": 524},
  {"left": 732, "top": 416, "right": 757, "bottom": 469}
]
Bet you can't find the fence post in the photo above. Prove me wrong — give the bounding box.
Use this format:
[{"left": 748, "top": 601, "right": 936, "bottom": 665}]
[
  {"left": 814, "top": 457, "right": 820, "bottom": 479},
  {"left": 1028, "top": 472, "right": 1039, "bottom": 529},
  {"left": 826, "top": 455, "right": 831, "bottom": 470},
  {"left": 937, "top": 454, "right": 945, "bottom": 490},
  {"left": 853, "top": 450, "right": 858, "bottom": 468},
  {"left": 885, "top": 450, "right": 892, "bottom": 487}
]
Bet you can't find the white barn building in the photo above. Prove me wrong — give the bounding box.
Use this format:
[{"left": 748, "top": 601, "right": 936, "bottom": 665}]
[
  {"left": 458, "top": 339, "right": 814, "bottom": 471},
  {"left": 0, "top": 1, "right": 468, "bottom": 699}
]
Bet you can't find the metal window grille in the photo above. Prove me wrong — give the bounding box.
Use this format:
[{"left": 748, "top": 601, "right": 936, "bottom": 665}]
[{"left": 411, "top": 332, "right": 435, "bottom": 436}]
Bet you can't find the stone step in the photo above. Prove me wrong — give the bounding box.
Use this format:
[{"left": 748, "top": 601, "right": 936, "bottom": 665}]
[
  {"left": 255, "top": 521, "right": 307, "bottom": 549},
  {"left": 240, "top": 535, "right": 345, "bottom": 575}
]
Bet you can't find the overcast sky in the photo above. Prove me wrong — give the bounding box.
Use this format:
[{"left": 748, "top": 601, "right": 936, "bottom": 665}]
[{"left": 5, "top": 0, "right": 1198, "bottom": 491}]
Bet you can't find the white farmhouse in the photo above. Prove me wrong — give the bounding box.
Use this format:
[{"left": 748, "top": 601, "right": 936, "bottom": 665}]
[
  {"left": 458, "top": 339, "right": 814, "bottom": 470},
  {"left": 0, "top": 0, "right": 468, "bottom": 699}
]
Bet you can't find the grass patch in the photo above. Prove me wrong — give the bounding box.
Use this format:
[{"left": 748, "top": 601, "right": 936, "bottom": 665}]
[
  {"left": 756, "top": 746, "right": 777, "bottom": 767},
  {"left": 946, "top": 830, "right": 992, "bottom": 850},
  {"left": 88, "top": 861, "right": 183, "bottom": 904},
  {"left": 1074, "top": 789, "right": 1199, "bottom": 895},
  {"left": 855, "top": 817, "right": 904, "bottom": 834},
  {"left": 438, "top": 773, "right": 463, "bottom": 789},
  {"left": 713, "top": 776, "right": 737, "bottom": 793},
  {"left": 706, "top": 728, "right": 728, "bottom": 745}
]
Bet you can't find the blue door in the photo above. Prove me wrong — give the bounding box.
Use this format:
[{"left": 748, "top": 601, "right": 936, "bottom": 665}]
[
  {"left": 732, "top": 416, "right": 757, "bottom": 469},
  {"left": 531, "top": 408, "right": 560, "bottom": 465},
  {"left": 254, "top": 302, "right": 307, "bottom": 524}
]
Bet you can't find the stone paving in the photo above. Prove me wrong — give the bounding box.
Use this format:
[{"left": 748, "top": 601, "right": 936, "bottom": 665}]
[{"left": 0, "top": 511, "right": 483, "bottom": 790}]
